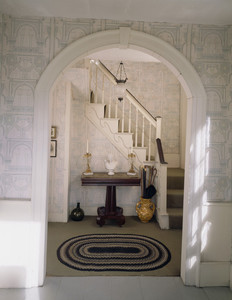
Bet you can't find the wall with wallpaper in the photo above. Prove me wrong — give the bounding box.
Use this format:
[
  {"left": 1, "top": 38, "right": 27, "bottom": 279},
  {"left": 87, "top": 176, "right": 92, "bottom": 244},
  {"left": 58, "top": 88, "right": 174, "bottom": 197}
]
[{"left": 0, "top": 14, "right": 232, "bottom": 205}]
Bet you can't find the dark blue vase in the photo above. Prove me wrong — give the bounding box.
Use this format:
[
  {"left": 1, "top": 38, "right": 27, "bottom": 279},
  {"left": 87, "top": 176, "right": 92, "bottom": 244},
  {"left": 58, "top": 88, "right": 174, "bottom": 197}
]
[{"left": 71, "top": 202, "right": 84, "bottom": 221}]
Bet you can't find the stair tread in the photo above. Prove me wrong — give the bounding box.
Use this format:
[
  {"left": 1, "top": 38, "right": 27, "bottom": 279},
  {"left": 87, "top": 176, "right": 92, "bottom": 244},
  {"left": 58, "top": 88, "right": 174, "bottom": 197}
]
[
  {"left": 167, "top": 168, "right": 184, "bottom": 177},
  {"left": 87, "top": 103, "right": 106, "bottom": 106},
  {"left": 117, "top": 132, "right": 133, "bottom": 135},
  {"left": 101, "top": 118, "right": 120, "bottom": 121},
  {"left": 133, "top": 146, "right": 147, "bottom": 149},
  {"left": 167, "top": 208, "right": 183, "bottom": 216},
  {"left": 167, "top": 189, "right": 184, "bottom": 195}
]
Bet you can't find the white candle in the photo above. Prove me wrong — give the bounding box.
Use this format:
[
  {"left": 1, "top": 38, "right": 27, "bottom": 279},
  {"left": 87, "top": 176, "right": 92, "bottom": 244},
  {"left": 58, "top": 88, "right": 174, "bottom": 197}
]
[{"left": 86, "top": 139, "right": 89, "bottom": 153}]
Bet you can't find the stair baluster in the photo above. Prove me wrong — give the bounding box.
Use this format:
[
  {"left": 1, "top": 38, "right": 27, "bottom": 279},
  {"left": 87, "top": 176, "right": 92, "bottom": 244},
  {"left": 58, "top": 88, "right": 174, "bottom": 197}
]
[
  {"left": 101, "top": 74, "right": 105, "bottom": 104},
  {"left": 142, "top": 116, "right": 145, "bottom": 147},
  {"left": 115, "top": 100, "right": 118, "bottom": 118},
  {"left": 108, "top": 86, "right": 112, "bottom": 118},
  {"left": 148, "top": 123, "right": 151, "bottom": 161},
  {"left": 122, "top": 100, "right": 125, "bottom": 133},
  {"left": 128, "top": 102, "right": 132, "bottom": 133},
  {"left": 135, "top": 108, "right": 138, "bottom": 147}
]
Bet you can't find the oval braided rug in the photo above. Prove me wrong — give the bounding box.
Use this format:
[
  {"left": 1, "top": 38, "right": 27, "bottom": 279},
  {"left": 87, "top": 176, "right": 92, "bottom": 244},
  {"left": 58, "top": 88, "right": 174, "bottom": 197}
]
[{"left": 57, "top": 234, "right": 171, "bottom": 272}]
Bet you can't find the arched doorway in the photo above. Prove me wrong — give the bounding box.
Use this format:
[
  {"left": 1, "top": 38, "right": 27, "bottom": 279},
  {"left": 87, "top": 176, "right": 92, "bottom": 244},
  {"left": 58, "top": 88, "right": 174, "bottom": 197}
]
[{"left": 32, "top": 28, "right": 206, "bottom": 286}]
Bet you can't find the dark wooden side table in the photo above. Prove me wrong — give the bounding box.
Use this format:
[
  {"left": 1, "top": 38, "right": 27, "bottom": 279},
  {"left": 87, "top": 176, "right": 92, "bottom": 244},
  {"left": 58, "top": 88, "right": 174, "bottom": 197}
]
[{"left": 81, "top": 172, "right": 140, "bottom": 226}]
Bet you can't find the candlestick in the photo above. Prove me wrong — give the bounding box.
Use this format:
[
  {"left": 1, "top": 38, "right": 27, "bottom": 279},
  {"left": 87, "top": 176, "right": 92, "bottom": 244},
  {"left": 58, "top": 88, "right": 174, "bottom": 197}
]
[
  {"left": 83, "top": 152, "right": 93, "bottom": 175},
  {"left": 86, "top": 139, "right": 89, "bottom": 153},
  {"left": 127, "top": 152, "right": 136, "bottom": 176}
]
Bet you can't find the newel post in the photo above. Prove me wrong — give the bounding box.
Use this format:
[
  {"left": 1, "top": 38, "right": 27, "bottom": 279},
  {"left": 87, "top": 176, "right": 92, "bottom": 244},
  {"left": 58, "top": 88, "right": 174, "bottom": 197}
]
[{"left": 156, "top": 116, "right": 162, "bottom": 139}]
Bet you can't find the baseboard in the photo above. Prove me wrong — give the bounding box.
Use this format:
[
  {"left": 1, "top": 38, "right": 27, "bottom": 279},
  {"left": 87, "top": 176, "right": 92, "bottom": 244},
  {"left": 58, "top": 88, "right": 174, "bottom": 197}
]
[
  {"left": 156, "top": 208, "right": 169, "bottom": 229},
  {"left": 199, "top": 262, "right": 231, "bottom": 287},
  {"left": 48, "top": 212, "right": 68, "bottom": 222}
]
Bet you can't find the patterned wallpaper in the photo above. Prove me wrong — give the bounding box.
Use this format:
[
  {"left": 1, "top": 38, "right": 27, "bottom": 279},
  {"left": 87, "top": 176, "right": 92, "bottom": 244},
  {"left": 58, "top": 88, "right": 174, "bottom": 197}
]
[{"left": 0, "top": 14, "right": 232, "bottom": 204}]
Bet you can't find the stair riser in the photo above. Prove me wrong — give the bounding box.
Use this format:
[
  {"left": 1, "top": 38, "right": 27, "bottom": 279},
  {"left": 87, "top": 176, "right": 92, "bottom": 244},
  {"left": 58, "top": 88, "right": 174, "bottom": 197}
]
[
  {"left": 167, "top": 177, "right": 184, "bottom": 190},
  {"left": 167, "top": 195, "right": 183, "bottom": 208},
  {"left": 169, "top": 216, "right": 183, "bottom": 229}
]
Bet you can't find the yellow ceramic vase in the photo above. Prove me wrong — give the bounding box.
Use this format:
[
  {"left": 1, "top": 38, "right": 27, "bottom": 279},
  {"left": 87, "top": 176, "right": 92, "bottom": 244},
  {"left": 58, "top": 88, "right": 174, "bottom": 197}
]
[{"left": 136, "top": 197, "right": 155, "bottom": 223}]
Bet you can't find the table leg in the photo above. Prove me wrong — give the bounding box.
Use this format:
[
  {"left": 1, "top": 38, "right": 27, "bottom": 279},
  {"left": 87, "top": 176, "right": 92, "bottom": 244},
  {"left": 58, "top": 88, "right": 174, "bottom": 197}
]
[
  {"left": 105, "top": 186, "right": 116, "bottom": 215},
  {"left": 96, "top": 185, "right": 125, "bottom": 226}
]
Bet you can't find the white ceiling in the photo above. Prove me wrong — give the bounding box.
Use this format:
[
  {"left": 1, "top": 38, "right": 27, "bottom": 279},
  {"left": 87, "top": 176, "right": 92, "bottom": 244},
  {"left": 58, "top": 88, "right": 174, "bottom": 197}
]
[{"left": 0, "top": 0, "right": 232, "bottom": 25}]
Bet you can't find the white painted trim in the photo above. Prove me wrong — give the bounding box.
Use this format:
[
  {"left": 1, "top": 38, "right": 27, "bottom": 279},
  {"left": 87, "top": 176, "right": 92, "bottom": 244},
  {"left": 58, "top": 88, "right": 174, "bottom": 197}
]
[
  {"left": 32, "top": 28, "right": 207, "bottom": 287},
  {"left": 156, "top": 208, "right": 169, "bottom": 229},
  {"left": 199, "top": 262, "right": 231, "bottom": 287},
  {"left": 230, "top": 264, "right": 232, "bottom": 290},
  {"left": 63, "top": 81, "right": 72, "bottom": 222},
  {"left": 119, "top": 27, "right": 131, "bottom": 49}
]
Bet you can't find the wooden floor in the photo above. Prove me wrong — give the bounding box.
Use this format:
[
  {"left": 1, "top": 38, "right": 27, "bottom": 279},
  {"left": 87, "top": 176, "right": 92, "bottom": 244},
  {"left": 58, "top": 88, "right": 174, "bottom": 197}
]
[{"left": 2, "top": 277, "right": 232, "bottom": 300}]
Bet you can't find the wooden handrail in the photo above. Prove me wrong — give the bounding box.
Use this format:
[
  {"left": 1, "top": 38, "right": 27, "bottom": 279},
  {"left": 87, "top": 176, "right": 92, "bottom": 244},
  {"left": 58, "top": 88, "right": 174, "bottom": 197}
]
[{"left": 156, "top": 138, "right": 167, "bottom": 164}]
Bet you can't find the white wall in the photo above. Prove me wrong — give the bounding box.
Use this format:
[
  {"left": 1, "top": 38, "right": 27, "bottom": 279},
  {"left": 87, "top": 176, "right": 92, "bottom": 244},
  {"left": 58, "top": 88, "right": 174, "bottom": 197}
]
[
  {"left": 199, "top": 202, "right": 232, "bottom": 287},
  {"left": 0, "top": 200, "right": 40, "bottom": 288}
]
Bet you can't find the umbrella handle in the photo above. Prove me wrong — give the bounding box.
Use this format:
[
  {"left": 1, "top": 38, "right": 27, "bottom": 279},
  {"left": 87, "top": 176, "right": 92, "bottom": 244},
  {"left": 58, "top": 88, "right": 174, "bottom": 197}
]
[{"left": 151, "top": 168, "right": 157, "bottom": 184}]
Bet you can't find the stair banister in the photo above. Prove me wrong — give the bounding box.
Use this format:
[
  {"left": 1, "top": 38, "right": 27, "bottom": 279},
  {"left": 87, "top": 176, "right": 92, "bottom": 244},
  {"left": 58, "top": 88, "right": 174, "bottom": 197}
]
[
  {"left": 95, "top": 60, "right": 117, "bottom": 86},
  {"left": 125, "top": 90, "right": 159, "bottom": 129}
]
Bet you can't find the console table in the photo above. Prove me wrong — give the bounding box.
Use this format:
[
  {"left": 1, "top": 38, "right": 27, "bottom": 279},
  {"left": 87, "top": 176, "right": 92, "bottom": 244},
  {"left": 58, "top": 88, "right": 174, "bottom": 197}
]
[{"left": 81, "top": 172, "right": 140, "bottom": 226}]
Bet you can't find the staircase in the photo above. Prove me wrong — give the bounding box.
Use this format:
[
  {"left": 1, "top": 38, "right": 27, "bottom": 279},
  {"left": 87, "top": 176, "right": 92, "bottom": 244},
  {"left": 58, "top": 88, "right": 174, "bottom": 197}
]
[
  {"left": 167, "top": 168, "right": 184, "bottom": 229},
  {"left": 71, "top": 59, "right": 184, "bottom": 230},
  {"left": 86, "top": 60, "right": 162, "bottom": 169}
]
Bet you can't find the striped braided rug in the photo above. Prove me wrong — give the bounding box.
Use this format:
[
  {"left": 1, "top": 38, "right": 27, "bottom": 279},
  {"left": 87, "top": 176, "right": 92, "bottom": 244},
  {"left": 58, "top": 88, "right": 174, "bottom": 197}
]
[{"left": 57, "top": 234, "right": 171, "bottom": 272}]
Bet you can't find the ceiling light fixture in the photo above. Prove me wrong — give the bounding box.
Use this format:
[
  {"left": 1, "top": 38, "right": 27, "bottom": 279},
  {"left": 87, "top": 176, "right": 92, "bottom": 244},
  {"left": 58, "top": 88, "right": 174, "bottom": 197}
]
[
  {"left": 115, "top": 61, "right": 128, "bottom": 84},
  {"left": 115, "top": 62, "right": 128, "bottom": 102}
]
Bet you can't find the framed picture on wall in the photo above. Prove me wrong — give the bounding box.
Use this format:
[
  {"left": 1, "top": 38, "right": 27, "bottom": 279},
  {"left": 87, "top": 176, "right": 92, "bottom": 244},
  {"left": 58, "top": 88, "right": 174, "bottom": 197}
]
[
  {"left": 51, "top": 126, "right": 57, "bottom": 139},
  {"left": 50, "top": 140, "right": 57, "bottom": 157}
]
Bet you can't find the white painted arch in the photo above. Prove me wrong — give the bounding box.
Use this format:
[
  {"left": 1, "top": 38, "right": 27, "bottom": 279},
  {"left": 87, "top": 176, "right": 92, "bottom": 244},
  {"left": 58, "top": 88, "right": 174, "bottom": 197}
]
[{"left": 32, "top": 28, "right": 206, "bottom": 286}]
